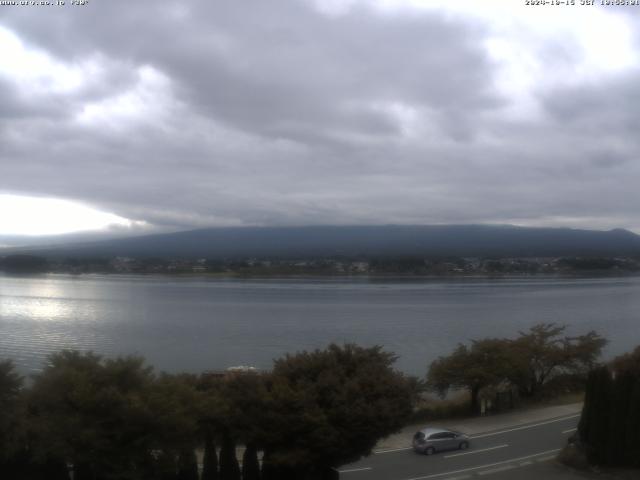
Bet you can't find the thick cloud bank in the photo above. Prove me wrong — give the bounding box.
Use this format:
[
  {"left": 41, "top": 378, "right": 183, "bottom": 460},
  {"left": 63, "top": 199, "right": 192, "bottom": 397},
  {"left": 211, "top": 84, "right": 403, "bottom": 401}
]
[{"left": 1, "top": 1, "right": 639, "bottom": 232}]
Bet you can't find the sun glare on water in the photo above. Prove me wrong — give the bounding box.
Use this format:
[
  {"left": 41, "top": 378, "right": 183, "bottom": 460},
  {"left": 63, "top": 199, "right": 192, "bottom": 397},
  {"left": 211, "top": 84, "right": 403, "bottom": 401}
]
[{"left": 0, "top": 194, "right": 135, "bottom": 236}]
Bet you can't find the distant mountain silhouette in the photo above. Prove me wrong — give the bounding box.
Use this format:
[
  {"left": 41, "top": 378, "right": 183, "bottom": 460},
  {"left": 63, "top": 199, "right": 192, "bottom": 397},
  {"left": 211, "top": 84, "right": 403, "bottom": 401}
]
[{"left": 8, "top": 225, "right": 640, "bottom": 259}]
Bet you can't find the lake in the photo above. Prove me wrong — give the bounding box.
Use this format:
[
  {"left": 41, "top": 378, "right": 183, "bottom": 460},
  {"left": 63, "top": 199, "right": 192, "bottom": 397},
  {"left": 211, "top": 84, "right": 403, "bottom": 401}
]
[{"left": 1, "top": 274, "right": 639, "bottom": 376}]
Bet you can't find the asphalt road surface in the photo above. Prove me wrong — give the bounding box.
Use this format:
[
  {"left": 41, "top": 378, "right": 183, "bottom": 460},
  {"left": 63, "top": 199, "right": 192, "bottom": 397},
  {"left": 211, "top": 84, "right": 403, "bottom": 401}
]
[{"left": 339, "top": 413, "right": 580, "bottom": 480}]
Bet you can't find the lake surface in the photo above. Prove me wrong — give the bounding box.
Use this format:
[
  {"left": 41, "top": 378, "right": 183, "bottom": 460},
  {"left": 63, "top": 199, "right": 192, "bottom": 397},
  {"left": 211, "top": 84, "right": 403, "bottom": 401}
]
[{"left": 1, "top": 274, "right": 639, "bottom": 376}]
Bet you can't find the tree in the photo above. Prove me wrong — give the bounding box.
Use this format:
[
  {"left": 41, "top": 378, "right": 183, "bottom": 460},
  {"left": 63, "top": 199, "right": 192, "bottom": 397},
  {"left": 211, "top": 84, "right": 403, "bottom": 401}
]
[
  {"left": 219, "top": 433, "right": 241, "bottom": 480},
  {"left": 28, "top": 351, "right": 163, "bottom": 479},
  {"left": 509, "top": 323, "right": 606, "bottom": 397},
  {"left": 427, "top": 339, "right": 515, "bottom": 414},
  {"left": 611, "top": 345, "right": 640, "bottom": 376},
  {"left": 242, "top": 444, "right": 260, "bottom": 480},
  {"left": 197, "top": 373, "right": 253, "bottom": 480},
  {"left": 0, "top": 360, "right": 29, "bottom": 479},
  {"left": 577, "top": 345, "right": 640, "bottom": 468},
  {"left": 177, "top": 448, "right": 199, "bottom": 480},
  {"left": 1, "top": 255, "right": 48, "bottom": 273},
  {"left": 201, "top": 431, "right": 219, "bottom": 480},
  {"left": 201, "top": 371, "right": 270, "bottom": 480},
  {"left": 0, "top": 360, "right": 23, "bottom": 452},
  {"left": 260, "top": 344, "right": 413, "bottom": 478}
]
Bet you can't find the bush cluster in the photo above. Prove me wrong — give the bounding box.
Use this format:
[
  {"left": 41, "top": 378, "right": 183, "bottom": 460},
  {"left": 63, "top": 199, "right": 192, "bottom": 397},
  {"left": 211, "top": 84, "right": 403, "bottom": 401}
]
[{"left": 0, "top": 344, "right": 414, "bottom": 480}]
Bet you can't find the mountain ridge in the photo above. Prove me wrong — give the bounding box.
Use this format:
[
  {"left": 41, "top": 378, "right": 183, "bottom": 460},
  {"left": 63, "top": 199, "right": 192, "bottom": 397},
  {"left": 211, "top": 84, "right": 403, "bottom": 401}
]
[{"left": 4, "top": 224, "right": 640, "bottom": 259}]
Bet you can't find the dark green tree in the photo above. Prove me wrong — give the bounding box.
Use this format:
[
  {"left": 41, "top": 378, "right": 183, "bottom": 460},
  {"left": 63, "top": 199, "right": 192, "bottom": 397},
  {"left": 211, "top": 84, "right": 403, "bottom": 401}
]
[
  {"left": 0, "top": 360, "right": 31, "bottom": 480},
  {"left": 1, "top": 254, "right": 48, "bottom": 273},
  {"left": 509, "top": 323, "right": 606, "bottom": 397},
  {"left": 201, "top": 431, "right": 219, "bottom": 480},
  {"left": 156, "top": 450, "right": 178, "bottom": 480},
  {"left": 261, "top": 344, "right": 413, "bottom": 477},
  {"left": 427, "top": 338, "right": 515, "bottom": 414},
  {"left": 177, "top": 448, "right": 199, "bottom": 480},
  {"left": 242, "top": 444, "right": 260, "bottom": 480},
  {"left": 28, "top": 351, "right": 165, "bottom": 479},
  {"left": 577, "top": 346, "right": 640, "bottom": 469},
  {"left": 579, "top": 366, "right": 612, "bottom": 465},
  {"left": 624, "top": 380, "right": 640, "bottom": 466},
  {"left": 611, "top": 345, "right": 640, "bottom": 375},
  {"left": 30, "top": 456, "right": 71, "bottom": 480},
  {"left": 201, "top": 372, "right": 269, "bottom": 480},
  {"left": 219, "top": 433, "right": 241, "bottom": 480}
]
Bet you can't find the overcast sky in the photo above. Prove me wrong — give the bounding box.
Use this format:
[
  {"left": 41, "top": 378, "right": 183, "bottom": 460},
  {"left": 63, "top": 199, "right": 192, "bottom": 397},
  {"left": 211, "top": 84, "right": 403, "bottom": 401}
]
[{"left": 1, "top": 0, "right": 640, "bottom": 236}]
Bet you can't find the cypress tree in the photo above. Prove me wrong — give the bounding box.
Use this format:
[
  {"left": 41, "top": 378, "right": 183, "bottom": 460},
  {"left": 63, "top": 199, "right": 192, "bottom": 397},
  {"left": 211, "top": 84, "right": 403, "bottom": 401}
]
[
  {"left": 579, "top": 349, "right": 640, "bottom": 469},
  {"left": 626, "top": 381, "right": 640, "bottom": 467},
  {"left": 177, "top": 449, "right": 199, "bottom": 480},
  {"left": 3, "top": 450, "right": 30, "bottom": 480},
  {"left": 157, "top": 451, "right": 178, "bottom": 480},
  {"left": 606, "top": 373, "right": 630, "bottom": 465},
  {"left": 260, "top": 451, "right": 275, "bottom": 480},
  {"left": 219, "top": 435, "right": 241, "bottom": 480},
  {"left": 585, "top": 367, "right": 612, "bottom": 465},
  {"left": 138, "top": 451, "right": 160, "bottom": 480},
  {"left": 578, "top": 369, "right": 596, "bottom": 443},
  {"left": 202, "top": 433, "right": 219, "bottom": 480},
  {"left": 241, "top": 443, "right": 260, "bottom": 480},
  {"left": 73, "top": 462, "right": 94, "bottom": 480},
  {"left": 41, "top": 457, "right": 71, "bottom": 480}
]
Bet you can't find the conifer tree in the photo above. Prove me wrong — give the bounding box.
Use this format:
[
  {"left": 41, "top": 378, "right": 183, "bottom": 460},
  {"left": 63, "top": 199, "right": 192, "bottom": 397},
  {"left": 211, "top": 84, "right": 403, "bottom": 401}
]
[
  {"left": 177, "top": 449, "right": 199, "bottom": 480},
  {"left": 33, "top": 456, "right": 71, "bottom": 480},
  {"left": 586, "top": 366, "right": 612, "bottom": 465},
  {"left": 219, "top": 434, "right": 241, "bottom": 480},
  {"left": 626, "top": 381, "right": 640, "bottom": 467},
  {"left": 241, "top": 443, "right": 260, "bottom": 480},
  {"left": 606, "top": 373, "right": 633, "bottom": 465},
  {"left": 201, "top": 432, "right": 219, "bottom": 480}
]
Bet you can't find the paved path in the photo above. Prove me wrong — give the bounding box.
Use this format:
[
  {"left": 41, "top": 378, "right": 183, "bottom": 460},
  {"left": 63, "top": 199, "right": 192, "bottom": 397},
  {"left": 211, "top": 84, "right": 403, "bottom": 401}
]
[{"left": 340, "top": 403, "right": 584, "bottom": 480}]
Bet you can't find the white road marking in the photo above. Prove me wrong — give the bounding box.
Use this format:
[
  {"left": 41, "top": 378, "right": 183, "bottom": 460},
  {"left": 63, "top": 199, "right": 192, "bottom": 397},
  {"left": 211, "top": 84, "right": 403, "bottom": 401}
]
[
  {"left": 444, "top": 444, "right": 508, "bottom": 458},
  {"left": 444, "top": 476, "right": 471, "bottom": 480},
  {"left": 536, "top": 455, "right": 557, "bottom": 462},
  {"left": 338, "top": 467, "right": 373, "bottom": 474},
  {"left": 470, "top": 414, "right": 580, "bottom": 439},
  {"left": 375, "top": 446, "right": 412, "bottom": 454},
  {"left": 478, "top": 465, "right": 515, "bottom": 475},
  {"left": 403, "top": 448, "right": 561, "bottom": 480},
  {"left": 519, "top": 461, "right": 533, "bottom": 466},
  {"left": 562, "top": 428, "right": 577, "bottom": 434}
]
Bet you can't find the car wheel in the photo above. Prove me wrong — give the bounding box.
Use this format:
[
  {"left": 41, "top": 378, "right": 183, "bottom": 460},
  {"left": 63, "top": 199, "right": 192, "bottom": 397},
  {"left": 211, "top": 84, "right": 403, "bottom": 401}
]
[
  {"left": 459, "top": 442, "right": 469, "bottom": 450},
  {"left": 425, "top": 447, "right": 435, "bottom": 455}
]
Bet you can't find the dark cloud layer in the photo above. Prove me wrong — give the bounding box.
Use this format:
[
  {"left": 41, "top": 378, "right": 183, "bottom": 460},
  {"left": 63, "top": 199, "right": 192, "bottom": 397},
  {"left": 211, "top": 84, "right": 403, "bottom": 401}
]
[{"left": 1, "top": 0, "right": 639, "bottom": 232}]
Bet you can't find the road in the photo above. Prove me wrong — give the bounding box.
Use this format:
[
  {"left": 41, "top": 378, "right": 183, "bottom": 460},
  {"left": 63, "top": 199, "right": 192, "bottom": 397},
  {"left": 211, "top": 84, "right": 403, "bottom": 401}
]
[{"left": 339, "top": 413, "right": 580, "bottom": 480}]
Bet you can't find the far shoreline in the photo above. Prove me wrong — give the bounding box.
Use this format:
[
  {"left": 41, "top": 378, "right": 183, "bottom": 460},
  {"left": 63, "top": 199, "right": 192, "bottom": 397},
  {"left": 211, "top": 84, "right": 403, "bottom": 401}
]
[{"left": 3, "top": 270, "right": 640, "bottom": 281}]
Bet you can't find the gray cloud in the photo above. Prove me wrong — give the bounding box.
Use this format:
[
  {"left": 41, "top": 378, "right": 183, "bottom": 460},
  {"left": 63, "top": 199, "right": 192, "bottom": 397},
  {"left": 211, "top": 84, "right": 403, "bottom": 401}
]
[{"left": 0, "top": 0, "right": 639, "bottom": 233}]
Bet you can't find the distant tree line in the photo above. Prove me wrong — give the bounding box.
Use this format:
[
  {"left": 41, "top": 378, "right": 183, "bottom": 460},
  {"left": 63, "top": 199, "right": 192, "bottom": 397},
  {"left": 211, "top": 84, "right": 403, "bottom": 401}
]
[
  {"left": 426, "top": 323, "right": 607, "bottom": 414},
  {"left": 0, "top": 344, "right": 414, "bottom": 480},
  {"left": 576, "top": 346, "right": 640, "bottom": 468},
  {"left": 0, "top": 255, "right": 48, "bottom": 273},
  {"left": 3, "top": 254, "right": 640, "bottom": 276}
]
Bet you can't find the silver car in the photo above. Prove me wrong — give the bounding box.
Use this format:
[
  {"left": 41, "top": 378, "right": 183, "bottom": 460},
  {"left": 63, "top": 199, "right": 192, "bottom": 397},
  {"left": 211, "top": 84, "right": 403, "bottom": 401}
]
[{"left": 412, "top": 427, "right": 470, "bottom": 455}]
